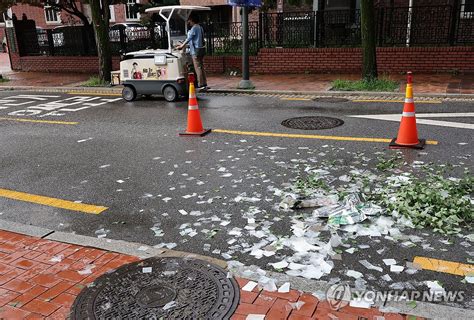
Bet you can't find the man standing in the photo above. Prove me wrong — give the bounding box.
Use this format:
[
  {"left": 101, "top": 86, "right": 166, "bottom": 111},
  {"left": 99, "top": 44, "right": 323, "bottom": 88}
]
[{"left": 176, "top": 14, "right": 207, "bottom": 89}]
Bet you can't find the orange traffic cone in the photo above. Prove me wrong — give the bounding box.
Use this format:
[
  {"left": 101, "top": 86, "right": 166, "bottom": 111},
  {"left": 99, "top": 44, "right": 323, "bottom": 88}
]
[
  {"left": 179, "top": 79, "right": 211, "bottom": 137},
  {"left": 389, "top": 72, "right": 425, "bottom": 149}
]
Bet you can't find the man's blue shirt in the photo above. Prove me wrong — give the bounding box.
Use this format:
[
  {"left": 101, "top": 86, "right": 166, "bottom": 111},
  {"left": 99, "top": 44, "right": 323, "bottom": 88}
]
[{"left": 185, "top": 24, "right": 203, "bottom": 56}]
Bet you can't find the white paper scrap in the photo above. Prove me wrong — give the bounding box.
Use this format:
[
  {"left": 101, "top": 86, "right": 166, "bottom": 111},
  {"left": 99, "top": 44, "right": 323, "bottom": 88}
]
[
  {"left": 278, "top": 282, "right": 290, "bottom": 293},
  {"left": 270, "top": 260, "right": 289, "bottom": 270},
  {"left": 142, "top": 267, "right": 152, "bottom": 273},
  {"left": 347, "top": 270, "right": 363, "bottom": 279},
  {"left": 383, "top": 259, "right": 397, "bottom": 266},
  {"left": 242, "top": 281, "right": 258, "bottom": 292},
  {"left": 390, "top": 265, "right": 404, "bottom": 273},
  {"left": 162, "top": 301, "right": 176, "bottom": 310}
]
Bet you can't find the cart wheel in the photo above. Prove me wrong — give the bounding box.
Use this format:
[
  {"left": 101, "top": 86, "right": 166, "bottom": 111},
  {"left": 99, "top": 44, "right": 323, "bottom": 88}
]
[
  {"left": 163, "top": 86, "right": 178, "bottom": 102},
  {"left": 122, "top": 86, "right": 137, "bottom": 102}
]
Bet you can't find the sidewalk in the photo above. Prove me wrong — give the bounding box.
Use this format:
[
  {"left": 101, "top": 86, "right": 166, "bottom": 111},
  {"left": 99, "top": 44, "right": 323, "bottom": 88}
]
[
  {"left": 0, "top": 229, "right": 425, "bottom": 320},
  {"left": 1, "top": 53, "right": 473, "bottom": 95}
]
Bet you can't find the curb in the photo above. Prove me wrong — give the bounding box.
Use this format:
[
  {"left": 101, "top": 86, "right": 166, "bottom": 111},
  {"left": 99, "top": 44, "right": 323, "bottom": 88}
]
[
  {"left": 206, "top": 88, "right": 474, "bottom": 100},
  {"left": 2, "top": 85, "right": 474, "bottom": 100},
  {"left": 1, "top": 219, "right": 472, "bottom": 319}
]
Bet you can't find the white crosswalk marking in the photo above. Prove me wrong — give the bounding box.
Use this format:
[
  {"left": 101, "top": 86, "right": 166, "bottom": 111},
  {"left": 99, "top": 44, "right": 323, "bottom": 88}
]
[{"left": 350, "top": 113, "right": 474, "bottom": 130}]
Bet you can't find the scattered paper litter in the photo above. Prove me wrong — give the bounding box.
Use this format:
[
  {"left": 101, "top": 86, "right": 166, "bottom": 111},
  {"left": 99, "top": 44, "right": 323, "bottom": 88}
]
[
  {"left": 277, "top": 282, "right": 290, "bottom": 293},
  {"left": 349, "top": 299, "right": 373, "bottom": 309},
  {"left": 359, "top": 260, "right": 383, "bottom": 272},
  {"left": 270, "top": 260, "right": 289, "bottom": 270},
  {"left": 116, "top": 180, "right": 125, "bottom": 184},
  {"left": 77, "top": 137, "right": 93, "bottom": 143},
  {"left": 465, "top": 275, "right": 474, "bottom": 284},
  {"left": 425, "top": 281, "right": 446, "bottom": 294},
  {"left": 95, "top": 228, "right": 109, "bottom": 238},
  {"left": 246, "top": 315, "right": 265, "bottom": 320},
  {"left": 162, "top": 301, "right": 176, "bottom": 310},
  {"left": 382, "top": 274, "right": 392, "bottom": 282},
  {"left": 78, "top": 264, "right": 95, "bottom": 275},
  {"left": 289, "top": 301, "right": 305, "bottom": 310},
  {"left": 142, "top": 267, "right": 152, "bottom": 273},
  {"left": 50, "top": 255, "right": 63, "bottom": 263},
  {"left": 242, "top": 281, "right": 258, "bottom": 292},
  {"left": 154, "top": 243, "right": 177, "bottom": 250},
  {"left": 346, "top": 270, "right": 363, "bottom": 279},
  {"left": 383, "top": 259, "right": 397, "bottom": 266},
  {"left": 100, "top": 302, "right": 112, "bottom": 311},
  {"left": 178, "top": 209, "right": 188, "bottom": 216},
  {"left": 390, "top": 265, "right": 404, "bottom": 273}
]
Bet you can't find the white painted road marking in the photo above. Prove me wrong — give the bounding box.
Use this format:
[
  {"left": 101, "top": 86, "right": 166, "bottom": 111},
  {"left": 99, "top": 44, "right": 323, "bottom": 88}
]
[
  {"left": 0, "top": 95, "right": 121, "bottom": 118},
  {"left": 350, "top": 113, "right": 474, "bottom": 130}
]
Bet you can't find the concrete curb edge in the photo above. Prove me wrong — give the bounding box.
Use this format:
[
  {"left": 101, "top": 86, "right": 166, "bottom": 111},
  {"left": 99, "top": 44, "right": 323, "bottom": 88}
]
[{"left": 2, "top": 85, "right": 474, "bottom": 100}]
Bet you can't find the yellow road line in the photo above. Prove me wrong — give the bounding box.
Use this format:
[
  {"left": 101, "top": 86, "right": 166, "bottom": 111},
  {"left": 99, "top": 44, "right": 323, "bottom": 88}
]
[
  {"left": 281, "top": 98, "right": 312, "bottom": 101},
  {"left": 413, "top": 256, "right": 474, "bottom": 276},
  {"left": 67, "top": 91, "right": 121, "bottom": 96},
  {"left": 353, "top": 99, "right": 442, "bottom": 104},
  {"left": 0, "top": 117, "right": 78, "bottom": 125},
  {"left": 0, "top": 188, "right": 107, "bottom": 215},
  {"left": 213, "top": 129, "right": 438, "bottom": 145}
]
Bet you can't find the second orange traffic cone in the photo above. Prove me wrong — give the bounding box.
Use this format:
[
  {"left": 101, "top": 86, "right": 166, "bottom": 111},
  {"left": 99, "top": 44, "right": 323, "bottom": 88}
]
[
  {"left": 389, "top": 72, "right": 425, "bottom": 149},
  {"left": 179, "top": 77, "right": 211, "bottom": 137}
]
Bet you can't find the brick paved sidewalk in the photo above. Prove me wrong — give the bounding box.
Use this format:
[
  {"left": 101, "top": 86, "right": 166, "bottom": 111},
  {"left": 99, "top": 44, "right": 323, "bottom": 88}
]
[{"left": 0, "top": 229, "right": 423, "bottom": 319}]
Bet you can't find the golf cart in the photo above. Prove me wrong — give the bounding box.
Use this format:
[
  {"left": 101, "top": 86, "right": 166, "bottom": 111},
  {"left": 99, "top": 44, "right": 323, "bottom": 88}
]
[{"left": 111, "top": 5, "right": 210, "bottom": 102}]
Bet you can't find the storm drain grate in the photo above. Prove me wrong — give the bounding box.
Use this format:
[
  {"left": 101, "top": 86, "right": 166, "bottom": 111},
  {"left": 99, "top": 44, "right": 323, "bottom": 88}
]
[
  {"left": 71, "top": 257, "right": 240, "bottom": 320},
  {"left": 313, "top": 97, "right": 349, "bottom": 103},
  {"left": 281, "top": 116, "right": 344, "bottom": 130}
]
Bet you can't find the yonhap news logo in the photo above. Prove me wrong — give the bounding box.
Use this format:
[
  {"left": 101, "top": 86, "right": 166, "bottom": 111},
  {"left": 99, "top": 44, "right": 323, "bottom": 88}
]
[{"left": 326, "top": 284, "right": 465, "bottom": 310}]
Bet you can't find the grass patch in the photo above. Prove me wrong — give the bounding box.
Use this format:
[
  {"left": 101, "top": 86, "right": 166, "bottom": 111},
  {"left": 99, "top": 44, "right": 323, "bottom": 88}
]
[
  {"left": 332, "top": 78, "right": 399, "bottom": 92},
  {"left": 82, "top": 76, "right": 109, "bottom": 87},
  {"left": 0, "top": 75, "right": 9, "bottom": 83}
]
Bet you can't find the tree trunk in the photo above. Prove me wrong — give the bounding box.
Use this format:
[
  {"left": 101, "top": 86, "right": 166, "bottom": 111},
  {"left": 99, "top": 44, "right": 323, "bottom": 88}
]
[
  {"left": 360, "top": 0, "right": 378, "bottom": 81},
  {"left": 89, "top": 0, "right": 112, "bottom": 82}
]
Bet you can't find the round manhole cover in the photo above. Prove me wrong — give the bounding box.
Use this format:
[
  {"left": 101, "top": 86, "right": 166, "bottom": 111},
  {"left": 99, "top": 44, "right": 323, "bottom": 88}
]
[
  {"left": 313, "top": 97, "right": 349, "bottom": 103},
  {"left": 71, "top": 257, "right": 240, "bottom": 320},
  {"left": 281, "top": 116, "right": 344, "bottom": 130}
]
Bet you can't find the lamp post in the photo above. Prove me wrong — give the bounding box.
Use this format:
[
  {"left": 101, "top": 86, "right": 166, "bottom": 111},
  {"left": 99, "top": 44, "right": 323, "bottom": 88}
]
[
  {"left": 238, "top": 6, "right": 254, "bottom": 89},
  {"left": 228, "top": 0, "right": 260, "bottom": 89}
]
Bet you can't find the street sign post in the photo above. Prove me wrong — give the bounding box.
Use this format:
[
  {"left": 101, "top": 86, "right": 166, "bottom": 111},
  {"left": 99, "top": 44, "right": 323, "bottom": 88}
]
[{"left": 228, "top": 0, "right": 261, "bottom": 89}]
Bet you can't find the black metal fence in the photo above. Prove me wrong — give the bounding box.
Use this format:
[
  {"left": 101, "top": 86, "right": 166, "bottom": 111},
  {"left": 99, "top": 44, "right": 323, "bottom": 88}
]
[
  {"left": 205, "top": 21, "right": 259, "bottom": 55},
  {"left": 14, "top": 4, "right": 474, "bottom": 57},
  {"left": 261, "top": 5, "right": 474, "bottom": 48}
]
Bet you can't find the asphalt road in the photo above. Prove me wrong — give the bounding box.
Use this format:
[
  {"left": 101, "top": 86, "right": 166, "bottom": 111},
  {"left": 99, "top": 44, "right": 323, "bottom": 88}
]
[{"left": 0, "top": 91, "right": 472, "bottom": 309}]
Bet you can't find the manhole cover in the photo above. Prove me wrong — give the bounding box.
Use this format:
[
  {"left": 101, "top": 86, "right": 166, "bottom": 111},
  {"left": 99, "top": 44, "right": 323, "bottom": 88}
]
[
  {"left": 71, "top": 257, "right": 240, "bottom": 320},
  {"left": 281, "top": 116, "right": 344, "bottom": 130},
  {"left": 313, "top": 97, "right": 349, "bottom": 103}
]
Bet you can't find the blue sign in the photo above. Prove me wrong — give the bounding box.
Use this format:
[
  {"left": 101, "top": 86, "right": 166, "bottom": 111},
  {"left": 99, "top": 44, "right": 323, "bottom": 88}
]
[{"left": 227, "top": 0, "right": 262, "bottom": 7}]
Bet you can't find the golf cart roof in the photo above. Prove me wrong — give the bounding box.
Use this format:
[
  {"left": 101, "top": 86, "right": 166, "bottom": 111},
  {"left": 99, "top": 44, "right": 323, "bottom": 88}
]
[
  {"left": 144, "top": 5, "right": 211, "bottom": 53},
  {"left": 145, "top": 6, "right": 211, "bottom": 14}
]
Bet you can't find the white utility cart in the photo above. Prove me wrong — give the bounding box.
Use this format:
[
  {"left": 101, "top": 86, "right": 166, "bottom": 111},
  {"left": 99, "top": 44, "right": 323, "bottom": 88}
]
[{"left": 111, "top": 5, "right": 211, "bottom": 102}]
